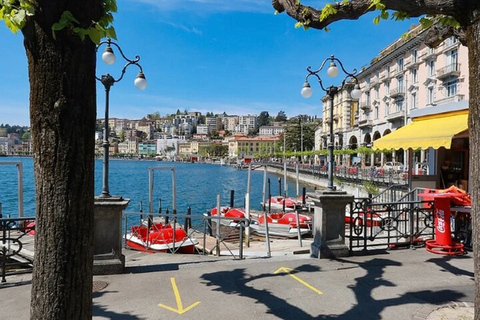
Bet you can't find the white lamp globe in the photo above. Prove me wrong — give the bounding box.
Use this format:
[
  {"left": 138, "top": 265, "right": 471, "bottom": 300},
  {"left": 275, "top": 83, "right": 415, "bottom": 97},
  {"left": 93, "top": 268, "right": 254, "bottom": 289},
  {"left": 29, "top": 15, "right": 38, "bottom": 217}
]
[
  {"left": 134, "top": 72, "right": 147, "bottom": 90},
  {"left": 327, "top": 61, "right": 339, "bottom": 77},
  {"left": 301, "top": 82, "right": 312, "bottom": 98},
  {"left": 102, "top": 47, "right": 116, "bottom": 65},
  {"left": 350, "top": 84, "right": 362, "bottom": 100}
]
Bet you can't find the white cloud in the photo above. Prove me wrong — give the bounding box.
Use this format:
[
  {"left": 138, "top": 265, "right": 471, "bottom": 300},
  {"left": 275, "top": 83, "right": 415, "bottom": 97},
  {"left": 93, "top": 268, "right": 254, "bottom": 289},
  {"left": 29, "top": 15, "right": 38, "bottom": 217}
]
[
  {"left": 128, "top": 0, "right": 272, "bottom": 14},
  {"left": 163, "top": 21, "right": 203, "bottom": 35}
]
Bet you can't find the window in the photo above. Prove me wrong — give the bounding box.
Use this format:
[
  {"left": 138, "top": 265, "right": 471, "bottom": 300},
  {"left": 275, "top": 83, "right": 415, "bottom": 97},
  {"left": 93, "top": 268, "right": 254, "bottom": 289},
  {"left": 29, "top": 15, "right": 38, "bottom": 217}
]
[
  {"left": 385, "top": 101, "right": 390, "bottom": 115},
  {"left": 365, "top": 91, "right": 371, "bottom": 105},
  {"left": 446, "top": 36, "right": 458, "bottom": 47},
  {"left": 397, "top": 58, "right": 404, "bottom": 72},
  {"left": 374, "top": 104, "right": 379, "bottom": 120},
  {"left": 386, "top": 65, "right": 391, "bottom": 77},
  {"left": 411, "top": 49, "right": 417, "bottom": 63},
  {"left": 445, "top": 77, "right": 458, "bottom": 97},
  {"left": 427, "top": 87, "right": 434, "bottom": 104},
  {"left": 385, "top": 81, "right": 390, "bottom": 95},
  {"left": 411, "top": 92, "right": 417, "bottom": 109},
  {"left": 428, "top": 60, "right": 435, "bottom": 76},
  {"left": 397, "top": 76, "right": 404, "bottom": 91},
  {"left": 374, "top": 87, "right": 379, "bottom": 99},
  {"left": 411, "top": 68, "right": 418, "bottom": 83},
  {"left": 447, "top": 49, "right": 458, "bottom": 71},
  {"left": 395, "top": 97, "right": 404, "bottom": 112}
]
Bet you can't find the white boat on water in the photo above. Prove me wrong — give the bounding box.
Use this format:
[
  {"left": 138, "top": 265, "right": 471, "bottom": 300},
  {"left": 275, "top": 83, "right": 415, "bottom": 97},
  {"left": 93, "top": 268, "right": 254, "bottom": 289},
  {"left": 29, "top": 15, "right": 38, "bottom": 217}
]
[
  {"left": 125, "top": 223, "right": 198, "bottom": 253},
  {"left": 260, "top": 196, "right": 297, "bottom": 212},
  {"left": 209, "top": 207, "right": 246, "bottom": 227},
  {"left": 250, "top": 212, "right": 312, "bottom": 238}
]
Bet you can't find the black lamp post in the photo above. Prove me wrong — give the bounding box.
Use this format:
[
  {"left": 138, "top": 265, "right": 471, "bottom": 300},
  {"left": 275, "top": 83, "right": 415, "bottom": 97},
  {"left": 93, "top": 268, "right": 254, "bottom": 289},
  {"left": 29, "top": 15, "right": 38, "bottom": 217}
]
[
  {"left": 301, "top": 55, "right": 361, "bottom": 190},
  {"left": 96, "top": 39, "right": 147, "bottom": 198}
]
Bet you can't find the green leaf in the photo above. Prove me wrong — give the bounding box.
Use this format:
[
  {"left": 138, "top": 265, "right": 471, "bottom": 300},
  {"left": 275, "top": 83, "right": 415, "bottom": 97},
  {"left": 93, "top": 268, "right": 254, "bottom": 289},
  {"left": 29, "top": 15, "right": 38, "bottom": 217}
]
[
  {"left": 320, "top": 3, "right": 337, "bottom": 22},
  {"left": 73, "top": 27, "right": 86, "bottom": 41},
  {"left": 419, "top": 17, "right": 433, "bottom": 28},
  {"left": 87, "top": 27, "right": 103, "bottom": 44},
  {"left": 105, "top": 26, "right": 117, "bottom": 40},
  {"left": 380, "top": 10, "right": 389, "bottom": 20}
]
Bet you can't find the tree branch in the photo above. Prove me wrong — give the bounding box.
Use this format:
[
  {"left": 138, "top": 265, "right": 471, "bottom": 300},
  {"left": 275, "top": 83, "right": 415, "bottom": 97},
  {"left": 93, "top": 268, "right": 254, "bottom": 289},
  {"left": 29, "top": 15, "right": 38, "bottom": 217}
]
[{"left": 272, "top": 0, "right": 477, "bottom": 30}]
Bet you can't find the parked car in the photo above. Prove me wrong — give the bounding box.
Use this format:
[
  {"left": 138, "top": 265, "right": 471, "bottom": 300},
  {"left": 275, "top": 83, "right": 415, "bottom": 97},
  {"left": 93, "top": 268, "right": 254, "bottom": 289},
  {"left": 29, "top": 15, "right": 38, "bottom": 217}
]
[{"left": 383, "top": 161, "right": 404, "bottom": 173}]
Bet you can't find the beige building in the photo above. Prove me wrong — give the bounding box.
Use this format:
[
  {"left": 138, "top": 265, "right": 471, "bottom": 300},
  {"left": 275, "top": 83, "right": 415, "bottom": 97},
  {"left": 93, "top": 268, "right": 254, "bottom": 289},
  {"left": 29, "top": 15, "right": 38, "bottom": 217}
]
[
  {"left": 323, "top": 24, "right": 469, "bottom": 175},
  {"left": 228, "top": 134, "right": 280, "bottom": 159},
  {"left": 117, "top": 139, "right": 138, "bottom": 154}
]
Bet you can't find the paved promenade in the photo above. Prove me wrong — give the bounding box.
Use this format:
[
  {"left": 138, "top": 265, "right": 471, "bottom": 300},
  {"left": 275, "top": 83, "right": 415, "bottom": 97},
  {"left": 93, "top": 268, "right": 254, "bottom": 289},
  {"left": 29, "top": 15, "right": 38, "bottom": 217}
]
[{"left": 0, "top": 240, "right": 474, "bottom": 319}]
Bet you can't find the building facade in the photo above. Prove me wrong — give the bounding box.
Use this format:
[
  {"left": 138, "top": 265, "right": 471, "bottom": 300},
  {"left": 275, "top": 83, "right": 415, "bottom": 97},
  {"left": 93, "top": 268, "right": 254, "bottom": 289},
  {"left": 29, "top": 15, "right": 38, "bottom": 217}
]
[{"left": 323, "top": 24, "right": 468, "bottom": 173}]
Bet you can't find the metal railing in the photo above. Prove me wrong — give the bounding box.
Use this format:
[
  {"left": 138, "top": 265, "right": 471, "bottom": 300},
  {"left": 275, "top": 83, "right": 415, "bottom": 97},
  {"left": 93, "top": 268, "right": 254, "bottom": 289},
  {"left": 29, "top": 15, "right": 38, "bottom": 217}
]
[
  {"left": 0, "top": 216, "right": 35, "bottom": 282},
  {"left": 264, "top": 162, "right": 408, "bottom": 187},
  {"left": 347, "top": 197, "right": 434, "bottom": 252},
  {"left": 122, "top": 210, "right": 251, "bottom": 259}
]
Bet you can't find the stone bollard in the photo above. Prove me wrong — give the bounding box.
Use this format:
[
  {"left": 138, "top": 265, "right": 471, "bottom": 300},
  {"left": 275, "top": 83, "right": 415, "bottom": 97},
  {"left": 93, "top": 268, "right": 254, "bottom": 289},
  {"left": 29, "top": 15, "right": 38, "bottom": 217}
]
[
  {"left": 308, "top": 190, "right": 353, "bottom": 259},
  {"left": 93, "top": 196, "right": 130, "bottom": 275}
]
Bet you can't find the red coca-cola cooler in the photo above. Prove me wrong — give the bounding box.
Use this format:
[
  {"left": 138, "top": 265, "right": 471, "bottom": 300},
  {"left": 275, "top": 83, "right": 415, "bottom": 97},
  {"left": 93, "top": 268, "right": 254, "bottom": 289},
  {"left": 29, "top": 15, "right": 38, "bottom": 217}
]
[{"left": 421, "top": 192, "right": 465, "bottom": 255}]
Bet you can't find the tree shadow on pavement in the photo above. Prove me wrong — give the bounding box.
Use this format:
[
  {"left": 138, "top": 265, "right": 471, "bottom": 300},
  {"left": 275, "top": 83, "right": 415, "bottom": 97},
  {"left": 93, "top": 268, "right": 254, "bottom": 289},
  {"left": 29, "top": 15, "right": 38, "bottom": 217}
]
[
  {"left": 201, "top": 264, "right": 319, "bottom": 319},
  {"left": 200, "top": 257, "right": 466, "bottom": 319},
  {"left": 93, "top": 290, "right": 146, "bottom": 320},
  {"left": 426, "top": 255, "right": 474, "bottom": 279}
]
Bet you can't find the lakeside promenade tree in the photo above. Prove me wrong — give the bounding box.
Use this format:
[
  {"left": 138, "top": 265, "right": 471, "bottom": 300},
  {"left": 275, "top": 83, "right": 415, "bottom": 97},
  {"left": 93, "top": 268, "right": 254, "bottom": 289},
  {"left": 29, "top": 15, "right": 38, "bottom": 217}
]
[
  {"left": 272, "top": 0, "right": 480, "bottom": 316},
  {"left": 1, "top": 0, "right": 116, "bottom": 318}
]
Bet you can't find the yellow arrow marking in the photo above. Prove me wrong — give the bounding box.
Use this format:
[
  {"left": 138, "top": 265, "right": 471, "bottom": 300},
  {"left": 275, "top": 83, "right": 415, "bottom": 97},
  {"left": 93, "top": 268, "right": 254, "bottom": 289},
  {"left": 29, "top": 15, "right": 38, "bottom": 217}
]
[
  {"left": 274, "top": 267, "right": 323, "bottom": 295},
  {"left": 158, "top": 277, "right": 201, "bottom": 314}
]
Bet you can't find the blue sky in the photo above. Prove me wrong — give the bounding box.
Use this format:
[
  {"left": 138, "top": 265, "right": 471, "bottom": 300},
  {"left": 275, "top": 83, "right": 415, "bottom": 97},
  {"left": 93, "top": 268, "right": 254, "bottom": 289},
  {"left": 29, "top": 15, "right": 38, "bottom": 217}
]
[{"left": 0, "top": 0, "right": 417, "bottom": 126}]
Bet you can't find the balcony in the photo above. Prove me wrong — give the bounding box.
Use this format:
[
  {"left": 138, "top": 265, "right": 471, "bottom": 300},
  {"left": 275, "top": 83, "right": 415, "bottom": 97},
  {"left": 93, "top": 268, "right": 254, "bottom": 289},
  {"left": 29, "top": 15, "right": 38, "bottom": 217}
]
[
  {"left": 358, "top": 119, "right": 373, "bottom": 128},
  {"left": 437, "top": 63, "right": 461, "bottom": 80},
  {"left": 386, "top": 110, "right": 405, "bottom": 122},
  {"left": 360, "top": 102, "right": 371, "bottom": 111},
  {"left": 389, "top": 87, "right": 405, "bottom": 97},
  {"left": 392, "top": 68, "right": 404, "bottom": 77},
  {"left": 422, "top": 49, "right": 436, "bottom": 61}
]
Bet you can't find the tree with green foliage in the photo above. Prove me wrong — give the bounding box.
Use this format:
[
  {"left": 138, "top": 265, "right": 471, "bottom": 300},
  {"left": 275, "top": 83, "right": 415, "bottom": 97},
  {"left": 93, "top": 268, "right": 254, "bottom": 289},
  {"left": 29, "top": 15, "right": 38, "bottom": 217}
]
[
  {"left": 199, "top": 144, "right": 228, "bottom": 158},
  {"left": 273, "top": 0, "right": 480, "bottom": 315},
  {"left": 284, "top": 118, "right": 315, "bottom": 153},
  {"left": 21, "top": 131, "right": 31, "bottom": 140},
  {"left": 257, "top": 111, "right": 271, "bottom": 127},
  {"left": 275, "top": 110, "right": 288, "bottom": 122},
  {"left": 1, "top": 0, "right": 117, "bottom": 318}
]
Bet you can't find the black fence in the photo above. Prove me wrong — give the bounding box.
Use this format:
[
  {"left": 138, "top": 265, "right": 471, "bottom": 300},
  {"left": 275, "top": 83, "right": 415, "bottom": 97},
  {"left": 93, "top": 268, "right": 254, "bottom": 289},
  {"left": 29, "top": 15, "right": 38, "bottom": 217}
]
[
  {"left": 263, "top": 162, "right": 409, "bottom": 187},
  {"left": 0, "top": 217, "right": 35, "bottom": 282},
  {"left": 347, "top": 197, "right": 435, "bottom": 252}
]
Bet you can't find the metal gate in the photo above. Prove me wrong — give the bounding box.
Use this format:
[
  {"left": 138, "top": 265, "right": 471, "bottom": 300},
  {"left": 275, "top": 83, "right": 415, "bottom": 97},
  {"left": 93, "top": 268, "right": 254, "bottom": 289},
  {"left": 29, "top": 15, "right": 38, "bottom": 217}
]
[{"left": 347, "top": 197, "right": 435, "bottom": 253}]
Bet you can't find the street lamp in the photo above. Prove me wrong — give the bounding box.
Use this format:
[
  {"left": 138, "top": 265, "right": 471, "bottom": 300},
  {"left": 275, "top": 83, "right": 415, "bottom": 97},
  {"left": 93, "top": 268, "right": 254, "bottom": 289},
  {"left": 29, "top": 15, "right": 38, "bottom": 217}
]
[
  {"left": 301, "top": 55, "right": 361, "bottom": 191},
  {"left": 96, "top": 39, "right": 147, "bottom": 198}
]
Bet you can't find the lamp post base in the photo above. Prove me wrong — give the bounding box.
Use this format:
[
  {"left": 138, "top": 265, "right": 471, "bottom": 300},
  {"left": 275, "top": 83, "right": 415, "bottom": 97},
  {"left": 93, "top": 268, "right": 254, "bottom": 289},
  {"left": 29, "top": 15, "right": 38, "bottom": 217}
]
[
  {"left": 93, "top": 196, "right": 130, "bottom": 275},
  {"left": 307, "top": 189, "right": 353, "bottom": 259}
]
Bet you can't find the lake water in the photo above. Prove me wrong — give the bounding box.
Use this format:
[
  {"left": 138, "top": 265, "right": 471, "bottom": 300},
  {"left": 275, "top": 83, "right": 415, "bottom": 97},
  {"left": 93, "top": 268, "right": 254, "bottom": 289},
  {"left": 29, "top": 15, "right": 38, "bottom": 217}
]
[{"left": 0, "top": 157, "right": 314, "bottom": 218}]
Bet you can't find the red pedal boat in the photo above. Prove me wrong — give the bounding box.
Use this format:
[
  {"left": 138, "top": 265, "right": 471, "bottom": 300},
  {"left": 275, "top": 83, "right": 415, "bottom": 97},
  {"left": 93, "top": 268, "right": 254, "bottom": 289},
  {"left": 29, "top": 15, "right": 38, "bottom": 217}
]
[
  {"left": 125, "top": 223, "right": 198, "bottom": 254},
  {"left": 251, "top": 212, "right": 312, "bottom": 238}
]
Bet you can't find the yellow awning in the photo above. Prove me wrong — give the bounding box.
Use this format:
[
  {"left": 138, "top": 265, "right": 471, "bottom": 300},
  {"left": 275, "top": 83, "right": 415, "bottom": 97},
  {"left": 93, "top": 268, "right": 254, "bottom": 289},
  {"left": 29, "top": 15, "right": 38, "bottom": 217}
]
[{"left": 373, "top": 111, "right": 468, "bottom": 150}]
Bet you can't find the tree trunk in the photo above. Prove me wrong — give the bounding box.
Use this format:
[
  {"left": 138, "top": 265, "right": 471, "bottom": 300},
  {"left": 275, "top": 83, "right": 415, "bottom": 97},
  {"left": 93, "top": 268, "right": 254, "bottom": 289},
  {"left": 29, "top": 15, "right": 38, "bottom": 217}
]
[
  {"left": 466, "top": 18, "right": 480, "bottom": 320},
  {"left": 22, "top": 2, "right": 100, "bottom": 319}
]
